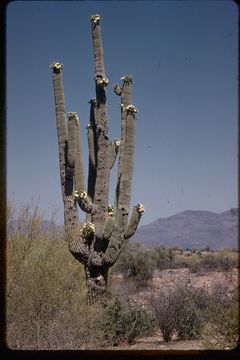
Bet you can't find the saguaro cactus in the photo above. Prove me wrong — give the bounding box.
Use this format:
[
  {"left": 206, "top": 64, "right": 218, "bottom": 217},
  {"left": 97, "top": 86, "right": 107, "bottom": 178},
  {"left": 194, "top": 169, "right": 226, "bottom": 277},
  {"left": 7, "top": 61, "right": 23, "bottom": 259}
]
[{"left": 50, "top": 15, "right": 144, "bottom": 302}]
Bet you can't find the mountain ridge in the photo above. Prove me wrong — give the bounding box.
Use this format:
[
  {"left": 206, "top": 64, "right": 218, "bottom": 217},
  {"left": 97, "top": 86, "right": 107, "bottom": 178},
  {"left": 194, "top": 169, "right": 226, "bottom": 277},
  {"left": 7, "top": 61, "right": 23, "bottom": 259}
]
[{"left": 131, "top": 209, "right": 238, "bottom": 250}]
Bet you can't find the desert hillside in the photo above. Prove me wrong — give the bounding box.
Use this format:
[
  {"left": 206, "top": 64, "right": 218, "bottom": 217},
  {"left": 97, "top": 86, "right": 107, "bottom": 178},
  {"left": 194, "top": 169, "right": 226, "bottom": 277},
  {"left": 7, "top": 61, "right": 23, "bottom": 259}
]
[{"left": 131, "top": 209, "right": 238, "bottom": 250}]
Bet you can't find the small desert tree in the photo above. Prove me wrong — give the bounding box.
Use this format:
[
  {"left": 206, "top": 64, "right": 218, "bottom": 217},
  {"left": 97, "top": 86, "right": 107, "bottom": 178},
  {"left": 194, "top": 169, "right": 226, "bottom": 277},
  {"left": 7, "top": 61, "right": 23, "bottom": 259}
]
[{"left": 50, "top": 15, "right": 144, "bottom": 302}]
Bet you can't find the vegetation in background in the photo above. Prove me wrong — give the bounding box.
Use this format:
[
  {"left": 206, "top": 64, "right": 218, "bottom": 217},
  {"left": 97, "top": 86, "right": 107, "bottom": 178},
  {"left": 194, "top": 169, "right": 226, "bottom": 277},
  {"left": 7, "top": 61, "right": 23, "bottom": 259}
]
[
  {"left": 6, "top": 199, "right": 238, "bottom": 349},
  {"left": 149, "top": 282, "right": 209, "bottom": 342},
  {"left": 99, "top": 296, "right": 156, "bottom": 346}
]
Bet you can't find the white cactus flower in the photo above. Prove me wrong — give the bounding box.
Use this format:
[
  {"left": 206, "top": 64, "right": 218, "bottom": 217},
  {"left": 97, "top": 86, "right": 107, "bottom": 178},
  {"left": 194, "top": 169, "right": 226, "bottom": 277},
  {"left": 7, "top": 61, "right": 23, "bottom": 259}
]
[
  {"left": 74, "top": 190, "right": 87, "bottom": 199},
  {"left": 81, "top": 222, "right": 95, "bottom": 238},
  {"left": 126, "top": 104, "right": 138, "bottom": 113},
  {"left": 68, "top": 112, "right": 78, "bottom": 119},
  {"left": 50, "top": 62, "right": 63, "bottom": 70},
  {"left": 113, "top": 138, "right": 121, "bottom": 147},
  {"left": 90, "top": 14, "right": 101, "bottom": 24},
  {"left": 108, "top": 205, "right": 114, "bottom": 216},
  {"left": 120, "top": 75, "right": 132, "bottom": 83},
  {"left": 95, "top": 75, "right": 109, "bottom": 87},
  {"left": 136, "top": 203, "right": 145, "bottom": 214}
]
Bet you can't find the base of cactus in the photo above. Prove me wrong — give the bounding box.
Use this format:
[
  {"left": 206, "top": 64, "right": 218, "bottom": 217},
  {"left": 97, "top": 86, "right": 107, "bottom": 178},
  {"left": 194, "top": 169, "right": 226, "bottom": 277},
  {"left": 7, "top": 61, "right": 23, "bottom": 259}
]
[{"left": 85, "top": 265, "right": 109, "bottom": 304}]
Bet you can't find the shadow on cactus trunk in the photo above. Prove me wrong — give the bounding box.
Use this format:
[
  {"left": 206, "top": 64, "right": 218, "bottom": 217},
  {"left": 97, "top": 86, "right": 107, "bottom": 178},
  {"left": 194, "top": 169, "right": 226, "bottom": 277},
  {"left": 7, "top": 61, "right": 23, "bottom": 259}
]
[{"left": 50, "top": 14, "right": 144, "bottom": 303}]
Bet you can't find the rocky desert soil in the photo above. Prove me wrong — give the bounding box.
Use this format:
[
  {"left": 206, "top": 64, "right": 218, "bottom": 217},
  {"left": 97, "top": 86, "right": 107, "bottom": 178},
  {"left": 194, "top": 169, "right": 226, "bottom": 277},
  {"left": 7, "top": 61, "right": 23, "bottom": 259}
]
[{"left": 107, "top": 267, "right": 238, "bottom": 351}]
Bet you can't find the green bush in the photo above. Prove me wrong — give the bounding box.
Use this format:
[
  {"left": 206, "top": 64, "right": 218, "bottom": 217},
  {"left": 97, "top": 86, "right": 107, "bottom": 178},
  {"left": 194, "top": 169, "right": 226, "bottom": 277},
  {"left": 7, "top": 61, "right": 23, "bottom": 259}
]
[
  {"left": 201, "top": 252, "right": 238, "bottom": 272},
  {"left": 115, "top": 243, "right": 156, "bottom": 288},
  {"left": 6, "top": 199, "right": 105, "bottom": 350},
  {"left": 100, "top": 296, "right": 156, "bottom": 346},
  {"left": 175, "top": 286, "right": 209, "bottom": 340},
  {"left": 152, "top": 245, "right": 174, "bottom": 270},
  {"left": 150, "top": 282, "right": 209, "bottom": 342},
  {"left": 202, "top": 286, "right": 238, "bottom": 349},
  {"left": 150, "top": 287, "right": 180, "bottom": 342}
]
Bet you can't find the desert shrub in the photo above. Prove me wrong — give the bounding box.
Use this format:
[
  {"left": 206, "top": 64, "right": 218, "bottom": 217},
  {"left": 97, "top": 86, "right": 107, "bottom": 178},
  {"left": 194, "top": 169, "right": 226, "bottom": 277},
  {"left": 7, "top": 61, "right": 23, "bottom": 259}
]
[
  {"left": 115, "top": 243, "right": 156, "bottom": 289},
  {"left": 188, "top": 259, "right": 202, "bottom": 273},
  {"left": 170, "top": 256, "right": 189, "bottom": 269},
  {"left": 6, "top": 199, "right": 105, "bottom": 350},
  {"left": 150, "top": 286, "right": 181, "bottom": 342},
  {"left": 183, "top": 254, "right": 202, "bottom": 273},
  {"left": 152, "top": 245, "right": 174, "bottom": 270},
  {"left": 99, "top": 296, "right": 156, "bottom": 346},
  {"left": 150, "top": 282, "right": 209, "bottom": 342},
  {"left": 202, "top": 286, "right": 238, "bottom": 349},
  {"left": 215, "top": 252, "right": 238, "bottom": 271},
  {"left": 174, "top": 286, "right": 209, "bottom": 340},
  {"left": 173, "top": 250, "right": 239, "bottom": 274}
]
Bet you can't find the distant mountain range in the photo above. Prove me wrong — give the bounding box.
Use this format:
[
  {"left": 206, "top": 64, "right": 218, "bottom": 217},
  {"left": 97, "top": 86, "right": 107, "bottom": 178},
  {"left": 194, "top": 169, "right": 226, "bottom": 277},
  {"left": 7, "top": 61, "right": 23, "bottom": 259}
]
[{"left": 131, "top": 209, "right": 239, "bottom": 250}]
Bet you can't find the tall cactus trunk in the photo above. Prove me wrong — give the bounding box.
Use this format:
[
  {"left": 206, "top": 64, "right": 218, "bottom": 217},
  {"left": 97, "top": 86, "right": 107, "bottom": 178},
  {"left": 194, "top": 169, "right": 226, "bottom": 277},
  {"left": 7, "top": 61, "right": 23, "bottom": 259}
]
[{"left": 50, "top": 15, "right": 144, "bottom": 303}]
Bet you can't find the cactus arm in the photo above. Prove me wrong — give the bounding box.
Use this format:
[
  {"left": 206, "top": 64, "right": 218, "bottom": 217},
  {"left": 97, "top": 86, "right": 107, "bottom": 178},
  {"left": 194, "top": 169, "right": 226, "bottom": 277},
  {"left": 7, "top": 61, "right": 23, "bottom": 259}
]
[
  {"left": 50, "top": 62, "right": 80, "bottom": 229},
  {"left": 103, "top": 209, "right": 125, "bottom": 266},
  {"left": 68, "top": 234, "right": 90, "bottom": 262},
  {"left": 114, "top": 76, "right": 137, "bottom": 231},
  {"left": 87, "top": 98, "right": 98, "bottom": 168},
  {"left": 67, "top": 112, "right": 77, "bottom": 170},
  {"left": 120, "top": 77, "right": 136, "bottom": 215},
  {"left": 73, "top": 114, "right": 85, "bottom": 194},
  {"left": 74, "top": 190, "right": 94, "bottom": 214},
  {"left": 50, "top": 62, "right": 68, "bottom": 201},
  {"left": 102, "top": 205, "right": 115, "bottom": 240},
  {"left": 121, "top": 106, "right": 136, "bottom": 209},
  {"left": 113, "top": 84, "right": 122, "bottom": 96},
  {"left": 90, "top": 15, "right": 110, "bottom": 238},
  {"left": 86, "top": 99, "right": 98, "bottom": 219},
  {"left": 90, "top": 14, "right": 106, "bottom": 79},
  {"left": 109, "top": 138, "right": 121, "bottom": 169},
  {"left": 63, "top": 195, "right": 79, "bottom": 245},
  {"left": 87, "top": 125, "right": 96, "bottom": 168},
  {"left": 102, "top": 216, "right": 114, "bottom": 240},
  {"left": 68, "top": 222, "right": 95, "bottom": 264},
  {"left": 114, "top": 85, "right": 127, "bottom": 209},
  {"left": 67, "top": 112, "right": 85, "bottom": 196},
  {"left": 124, "top": 203, "right": 145, "bottom": 239}
]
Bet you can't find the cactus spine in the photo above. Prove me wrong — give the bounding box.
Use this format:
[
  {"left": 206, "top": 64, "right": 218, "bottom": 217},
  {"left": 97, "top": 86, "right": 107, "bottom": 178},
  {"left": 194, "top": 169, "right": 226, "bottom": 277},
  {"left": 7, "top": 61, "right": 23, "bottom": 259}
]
[{"left": 50, "top": 15, "right": 144, "bottom": 303}]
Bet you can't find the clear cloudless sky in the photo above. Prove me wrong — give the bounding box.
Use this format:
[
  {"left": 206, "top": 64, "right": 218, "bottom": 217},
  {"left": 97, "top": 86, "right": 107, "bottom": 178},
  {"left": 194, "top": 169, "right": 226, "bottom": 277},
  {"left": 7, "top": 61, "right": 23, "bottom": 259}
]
[{"left": 7, "top": 0, "right": 238, "bottom": 226}]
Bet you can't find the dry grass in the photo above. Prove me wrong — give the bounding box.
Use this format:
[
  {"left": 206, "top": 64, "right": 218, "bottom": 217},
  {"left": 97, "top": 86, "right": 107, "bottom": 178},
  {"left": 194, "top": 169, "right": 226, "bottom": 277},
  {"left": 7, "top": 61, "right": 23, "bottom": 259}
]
[{"left": 6, "top": 199, "right": 239, "bottom": 350}]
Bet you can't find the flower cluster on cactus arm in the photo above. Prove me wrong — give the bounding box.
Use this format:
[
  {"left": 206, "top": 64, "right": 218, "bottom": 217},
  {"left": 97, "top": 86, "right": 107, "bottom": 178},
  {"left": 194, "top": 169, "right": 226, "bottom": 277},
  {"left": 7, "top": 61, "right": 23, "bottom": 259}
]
[
  {"left": 136, "top": 203, "right": 145, "bottom": 214},
  {"left": 108, "top": 205, "right": 114, "bottom": 216},
  {"left": 121, "top": 104, "right": 138, "bottom": 113},
  {"left": 120, "top": 75, "right": 133, "bottom": 84},
  {"left": 113, "top": 138, "right": 121, "bottom": 147},
  {"left": 50, "top": 62, "right": 63, "bottom": 73},
  {"left": 88, "top": 98, "right": 97, "bottom": 105},
  {"left": 68, "top": 112, "right": 78, "bottom": 119},
  {"left": 90, "top": 14, "right": 101, "bottom": 24},
  {"left": 86, "top": 123, "right": 93, "bottom": 130},
  {"left": 74, "top": 190, "right": 87, "bottom": 200},
  {"left": 81, "top": 222, "right": 95, "bottom": 238},
  {"left": 94, "top": 74, "right": 109, "bottom": 87}
]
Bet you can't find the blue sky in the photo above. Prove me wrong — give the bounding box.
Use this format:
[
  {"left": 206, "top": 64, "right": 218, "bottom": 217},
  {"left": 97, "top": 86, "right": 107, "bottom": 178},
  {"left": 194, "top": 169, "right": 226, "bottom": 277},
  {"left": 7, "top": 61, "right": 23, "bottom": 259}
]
[{"left": 7, "top": 0, "right": 238, "bottom": 226}]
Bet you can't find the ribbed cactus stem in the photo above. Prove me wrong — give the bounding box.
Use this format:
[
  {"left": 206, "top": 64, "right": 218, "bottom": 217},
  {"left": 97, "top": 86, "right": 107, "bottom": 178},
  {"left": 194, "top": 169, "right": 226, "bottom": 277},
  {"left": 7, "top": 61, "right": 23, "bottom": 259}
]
[
  {"left": 124, "top": 203, "right": 145, "bottom": 239},
  {"left": 91, "top": 14, "right": 110, "bottom": 238},
  {"left": 87, "top": 99, "right": 98, "bottom": 168},
  {"left": 90, "top": 14, "right": 105, "bottom": 78},
  {"left": 73, "top": 114, "right": 85, "bottom": 193},
  {"left": 109, "top": 139, "right": 121, "bottom": 169},
  {"left": 116, "top": 76, "right": 137, "bottom": 230},
  {"left": 86, "top": 99, "right": 98, "bottom": 217},
  {"left": 67, "top": 112, "right": 77, "bottom": 170},
  {"left": 74, "top": 190, "right": 93, "bottom": 214},
  {"left": 51, "top": 63, "right": 67, "bottom": 201}
]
